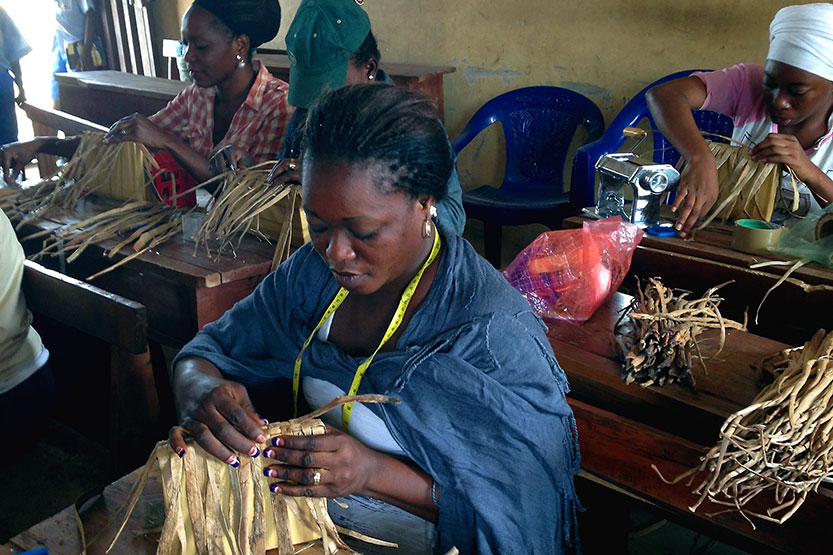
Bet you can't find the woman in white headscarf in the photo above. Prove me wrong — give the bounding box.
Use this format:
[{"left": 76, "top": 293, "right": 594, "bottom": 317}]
[{"left": 647, "top": 3, "right": 833, "bottom": 235}]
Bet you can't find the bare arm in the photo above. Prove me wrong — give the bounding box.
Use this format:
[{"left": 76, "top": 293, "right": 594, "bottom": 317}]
[
  {"left": 10, "top": 61, "right": 24, "bottom": 103},
  {"left": 646, "top": 76, "right": 718, "bottom": 236},
  {"left": 103, "top": 114, "right": 214, "bottom": 181},
  {"left": 1, "top": 136, "right": 81, "bottom": 184},
  {"left": 80, "top": 6, "right": 97, "bottom": 70}
]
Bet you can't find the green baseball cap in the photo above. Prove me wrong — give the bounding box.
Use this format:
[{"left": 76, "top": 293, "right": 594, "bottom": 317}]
[{"left": 285, "top": 0, "right": 371, "bottom": 108}]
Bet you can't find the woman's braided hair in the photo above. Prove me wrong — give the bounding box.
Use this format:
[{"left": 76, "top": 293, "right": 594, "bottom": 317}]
[{"left": 300, "top": 84, "right": 452, "bottom": 202}]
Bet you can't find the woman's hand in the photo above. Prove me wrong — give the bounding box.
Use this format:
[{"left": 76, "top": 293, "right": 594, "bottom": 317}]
[
  {"left": 103, "top": 113, "right": 172, "bottom": 150},
  {"left": 1, "top": 139, "right": 44, "bottom": 185},
  {"left": 672, "top": 154, "right": 720, "bottom": 237},
  {"left": 265, "top": 158, "right": 301, "bottom": 186},
  {"left": 209, "top": 145, "right": 255, "bottom": 175},
  {"left": 262, "top": 425, "right": 380, "bottom": 498},
  {"left": 751, "top": 133, "right": 816, "bottom": 182},
  {"left": 751, "top": 133, "right": 833, "bottom": 207},
  {"left": 168, "top": 366, "right": 267, "bottom": 466}
]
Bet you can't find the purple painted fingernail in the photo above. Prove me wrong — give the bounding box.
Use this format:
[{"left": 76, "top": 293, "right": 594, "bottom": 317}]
[
  {"left": 249, "top": 446, "right": 260, "bottom": 458},
  {"left": 264, "top": 468, "right": 276, "bottom": 478},
  {"left": 257, "top": 414, "right": 269, "bottom": 425},
  {"left": 227, "top": 455, "right": 240, "bottom": 468},
  {"left": 272, "top": 437, "right": 284, "bottom": 447},
  {"left": 270, "top": 483, "right": 281, "bottom": 493},
  {"left": 264, "top": 448, "right": 274, "bottom": 458},
  {"left": 177, "top": 448, "right": 186, "bottom": 458}
]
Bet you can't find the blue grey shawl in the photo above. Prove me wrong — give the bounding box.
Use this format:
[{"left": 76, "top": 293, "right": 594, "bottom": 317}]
[{"left": 175, "top": 231, "right": 580, "bottom": 553}]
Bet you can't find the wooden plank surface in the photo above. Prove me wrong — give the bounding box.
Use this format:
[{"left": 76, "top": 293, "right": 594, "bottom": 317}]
[
  {"left": 571, "top": 398, "right": 833, "bottom": 554},
  {"left": 56, "top": 62, "right": 455, "bottom": 125},
  {"left": 55, "top": 71, "right": 187, "bottom": 99},
  {"left": 22, "top": 260, "right": 147, "bottom": 354},
  {"left": 19, "top": 195, "right": 274, "bottom": 289},
  {"left": 16, "top": 195, "right": 274, "bottom": 346},
  {"left": 547, "top": 291, "right": 787, "bottom": 445}
]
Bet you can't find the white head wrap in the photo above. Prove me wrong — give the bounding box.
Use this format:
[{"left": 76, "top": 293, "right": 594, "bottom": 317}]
[{"left": 768, "top": 3, "right": 833, "bottom": 81}]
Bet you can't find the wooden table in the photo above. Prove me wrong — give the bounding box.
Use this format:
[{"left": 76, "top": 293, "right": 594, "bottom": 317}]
[
  {"left": 3, "top": 294, "right": 830, "bottom": 553},
  {"left": 57, "top": 60, "right": 456, "bottom": 127},
  {"left": 19, "top": 195, "right": 274, "bottom": 348},
  {"left": 563, "top": 215, "right": 833, "bottom": 345},
  {"left": 548, "top": 292, "right": 833, "bottom": 554}
]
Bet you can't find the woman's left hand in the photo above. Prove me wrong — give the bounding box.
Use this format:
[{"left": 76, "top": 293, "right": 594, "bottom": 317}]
[
  {"left": 750, "top": 133, "right": 819, "bottom": 183},
  {"left": 103, "top": 113, "right": 171, "bottom": 150},
  {"left": 263, "top": 425, "right": 380, "bottom": 498}
]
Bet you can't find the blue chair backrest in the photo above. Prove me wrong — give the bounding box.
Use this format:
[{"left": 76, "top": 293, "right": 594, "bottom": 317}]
[
  {"left": 452, "top": 86, "right": 604, "bottom": 194},
  {"left": 571, "top": 70, "right": 734, "bottom": 210}
]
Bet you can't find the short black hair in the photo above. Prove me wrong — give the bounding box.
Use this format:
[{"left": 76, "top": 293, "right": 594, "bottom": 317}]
[
  {"left": 301, "top": 84, "right": 452, "bottom": 202},
  {"left": 349, "top": 30, "right": 381, "bottom": 67},
  {"left": 191, "top": 0, "right": 281, "bottom": 48}
]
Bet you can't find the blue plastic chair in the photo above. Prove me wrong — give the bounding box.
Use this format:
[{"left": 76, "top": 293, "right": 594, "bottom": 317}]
[
  {"left": 453, "top": 86, "right": 604, "bottom": 267},
  {"left": 571, "top": 70, "right": 734, "bottom": 211}
]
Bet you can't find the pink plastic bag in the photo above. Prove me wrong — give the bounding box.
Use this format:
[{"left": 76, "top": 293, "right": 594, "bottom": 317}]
[{"left": 503, "top": 217, "right": 644, "bottom": 324}]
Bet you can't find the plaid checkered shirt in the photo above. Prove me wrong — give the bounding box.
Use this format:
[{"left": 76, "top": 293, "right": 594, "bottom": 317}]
[{"left": 149, "top": 61, "right": 292, "bottom": 163}]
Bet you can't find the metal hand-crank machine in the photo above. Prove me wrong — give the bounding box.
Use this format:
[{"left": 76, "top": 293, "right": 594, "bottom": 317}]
[{"left": 587, "top": 127, "right": 680, "bottom": 225}]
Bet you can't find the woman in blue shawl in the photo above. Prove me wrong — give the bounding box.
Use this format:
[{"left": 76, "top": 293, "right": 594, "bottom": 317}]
[{"left": 170, "top": 84, "right": 580, "bottom": 554}]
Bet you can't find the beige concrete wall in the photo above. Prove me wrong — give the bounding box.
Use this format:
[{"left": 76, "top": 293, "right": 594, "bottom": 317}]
[{"left": 151, "top": 0, "right": 809, "bottom": 190}]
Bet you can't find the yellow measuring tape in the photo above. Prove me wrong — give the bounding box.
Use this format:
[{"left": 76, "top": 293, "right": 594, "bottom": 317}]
[{"left": 293, "top": 224, "right": 442, "bottom": 431}]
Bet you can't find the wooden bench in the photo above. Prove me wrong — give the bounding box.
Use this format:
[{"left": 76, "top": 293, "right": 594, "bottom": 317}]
[{"left": 21, "top": 260, "right": 151, "bottom": 476}]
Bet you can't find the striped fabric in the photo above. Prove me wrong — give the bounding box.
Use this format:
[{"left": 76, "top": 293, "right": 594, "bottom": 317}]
[{"left": 150, "top": 61, "right": 292, "bottom": 164}]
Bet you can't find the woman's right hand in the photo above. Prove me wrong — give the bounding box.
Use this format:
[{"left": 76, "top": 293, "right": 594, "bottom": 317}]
[
  {"left": 209, "top": 145, "right": 255, "bottom": 176},
  {"left": 169, "top": 362, "right": 267, "bottom": 465},
  {"left": 672, "top": 154, "right": 720, "bottom": 237},
  {"left": 1, "top": 139, "right": 44, "bottom": 186}
]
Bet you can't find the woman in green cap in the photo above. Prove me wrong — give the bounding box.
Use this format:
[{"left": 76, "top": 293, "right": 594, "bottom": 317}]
[{"left": 213, "top": 0, "right": 467, "bottom": 236}]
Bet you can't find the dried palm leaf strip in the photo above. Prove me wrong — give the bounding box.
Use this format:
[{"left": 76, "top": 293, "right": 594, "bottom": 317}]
[
  {"left": 107, "top": 394, "right": 400, "bottom": 555},
  {"left": 695, "top": 135, "right": 800, "bottom": 230},
  {"left": 1, "top": 132, "right": 160, "bottom": 229},
  {"left": 653, "top": 329, "right": 833, "bottom": 528},
  {"left": 613, "top": 277, "right": 746, "bottom": 388},
  {"left": 193, "top": 162, "right": 298, "bottom": 265}
]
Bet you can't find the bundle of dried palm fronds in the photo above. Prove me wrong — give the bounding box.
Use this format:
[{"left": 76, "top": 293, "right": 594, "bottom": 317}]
[
  {"left": 613, "top": 277, "right": 747, "bottom": 388},
  {"left": 0, "top": 132, "right": 159, "bottom": 227},
  {"left": 193, "top": 163, "right": 304, "bottom": 270},
  {"left": 654, "top": 329, "right": 833, "bottom": 527},
  {"left": 696, "top": 138, "right": 797, "bottom": 229},
  {"left": 108, "top": 394, "right": 399, "bottom": 555},
  {"left": 26, "top": 200, "right": 182, "bottom": 280}
]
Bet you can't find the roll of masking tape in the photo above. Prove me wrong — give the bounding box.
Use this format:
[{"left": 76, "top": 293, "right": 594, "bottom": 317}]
[
  {"left": 732, "top": 219, "right": 787, "bottom": 255},
  {"left": 816, "top": 212, "right": 833, "bottom": 240}
]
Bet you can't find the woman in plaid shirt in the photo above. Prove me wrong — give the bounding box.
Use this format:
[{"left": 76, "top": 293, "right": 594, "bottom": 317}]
[{"left": 1, "top": 0, "right": 291, "bottom": 185}]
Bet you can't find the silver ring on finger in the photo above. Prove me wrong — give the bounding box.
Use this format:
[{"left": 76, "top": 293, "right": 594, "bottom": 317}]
[{"left": 313, "top": 469, "right": 321, "bottom": 486}]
